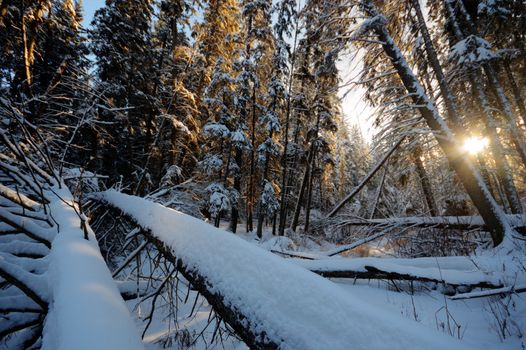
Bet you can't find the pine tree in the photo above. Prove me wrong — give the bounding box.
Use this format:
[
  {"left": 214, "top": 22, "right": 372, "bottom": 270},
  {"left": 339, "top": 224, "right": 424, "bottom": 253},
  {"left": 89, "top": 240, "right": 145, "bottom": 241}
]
[
  {"left": 89, "top": 0, "right": 155, "bottom": 186},
  {"left": 289, "top": 0, "right": 344, "bottom": 233},
  {"left": 0, "top": 0, "right": 51, "bottom": 107},
  {"left": 255, "top": 0, "right": 296, "bottom": 236},
  {"left": 193, "top": 0, "right": 241, "bottom": 113},
  {"left": 199, "top": 58, "right": 244, "bottom": 226},
  {"left": 234, "top": 0, "right": 273, "bottom": 233}
]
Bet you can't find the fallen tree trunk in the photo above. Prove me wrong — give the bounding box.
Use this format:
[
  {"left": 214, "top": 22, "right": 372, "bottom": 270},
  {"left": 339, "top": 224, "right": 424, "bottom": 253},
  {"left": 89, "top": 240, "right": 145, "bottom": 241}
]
[
  {"left": 294, "top": 256, "right": 504, "bottom": 289},
  {"left": 448, "top": 284, "right": 526, "bottom": 300},
  {"left": 310, "top": 266, "right": 501, "bottom": 290},
  {"left": 332, "top": 214, "right": 526, "bottom": 231},
  {"left": 91, "top": 190, "right": 474, "bottom": 350},
  {"left": 270, "top": 249, "right": 321, "bottom": 260},
  {"left": 327, "top": 136, "right": 405, "bottom": 218}
]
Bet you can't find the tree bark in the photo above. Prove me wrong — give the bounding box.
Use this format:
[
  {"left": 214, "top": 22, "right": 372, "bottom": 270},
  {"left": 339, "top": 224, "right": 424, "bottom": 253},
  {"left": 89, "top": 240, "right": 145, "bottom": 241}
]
[
  {"left": 502, "top": 61, "right": 526, "bottom": 128},
  {"left": 278, "top": 7, "right": 300, "bottom": 236},
  {"left": 310, "top": 265, "right": 502, "bottom": 290},
  {"left": 411, "top": 0, "right": 461, "bottom": 129},
  {"left": 304, "top": 155, "right": 316, "bottom": 232},
  {"left": 229, "top": 148, "right": 243, "bottom": 233},
  {"left": 470, "top": 74, "right": 523, "bottom": 213},
  {"left": 291, "top": 144, "right": 315, "bottom": 232},
  {"left": 97, "top": 204, "right": 280, "bottom": 349}
]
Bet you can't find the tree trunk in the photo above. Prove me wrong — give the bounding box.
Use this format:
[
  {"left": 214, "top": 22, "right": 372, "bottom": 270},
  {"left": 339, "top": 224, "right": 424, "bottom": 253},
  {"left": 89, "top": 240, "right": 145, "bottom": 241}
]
[
  {"left": 502, "top": 60, "right": 526, "bottom": 128},
  {"left": 442, "top": 0, "right": 523, "bottom": 214},
  {"left": 229, "top": 148, "right": 243, "bottom": 233},
  {"left": 304, "top": 156, "right": 316, "bottom": 232},
  {"left": 470, "top": 74, "right": 523, "bottom": 213},
  {"left": 21, "top": 11, "right": 33, "bottom": 96},
  {"left": 247, "top": 83, "right": 257, "bottom": 232},
  {"left": 411, "top": 0, "right": 461, "bottom": 129},
  {"left": 256, "top": 130, "right": 273, "bottom": 238},
  {"left": 369, "top": 166, "right": 387, "bottom": 219},
  {"left": 278, "top": 17, "right": 300, "bottom": 236},
  {"left": 412, "top": 147, "right": 438, "bottom": 216},
  {"left": 291, "top": 144, "right": 315, "bottom": 232}
]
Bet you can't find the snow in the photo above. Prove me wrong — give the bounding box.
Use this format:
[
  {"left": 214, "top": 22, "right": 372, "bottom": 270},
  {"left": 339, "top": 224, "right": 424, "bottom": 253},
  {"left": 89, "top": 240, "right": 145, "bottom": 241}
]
[
  {"left": 202, "top": 123, "right": 231, "bottom": 139},
  {"left": 449, "top": 283, "right": 526, "bottom": 300},
  {"left": 94, "top": 190, "right": 477, "bottom": 350},
  {"left": 0, "top": 183, "right": 41, "bottom": 210},
  {"left": 42, "top": 187, "right": 144, "bottom": 350},
  {"left": 198, "top": 154, "right": 223, "bottom": 174},
  {"left": 449, "top": 35, "right": 499, "bottom": 66},
  {"left": 333, "top": 279, "right": 525, "bottom": 349}
]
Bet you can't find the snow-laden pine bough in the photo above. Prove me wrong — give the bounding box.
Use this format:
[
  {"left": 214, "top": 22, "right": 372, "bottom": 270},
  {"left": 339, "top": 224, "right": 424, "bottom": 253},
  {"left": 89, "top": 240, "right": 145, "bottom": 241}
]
[
  {"left": 0, "top": 127, "right": 143, "bottom": 349},
  {"left": 90, "top": 190, "right": 481, "bottom": 350}
]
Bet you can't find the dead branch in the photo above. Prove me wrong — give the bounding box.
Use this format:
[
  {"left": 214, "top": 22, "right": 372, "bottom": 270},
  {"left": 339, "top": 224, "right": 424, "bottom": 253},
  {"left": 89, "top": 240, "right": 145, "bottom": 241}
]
[{"left": 327, "top": 136, "right": 405, "bottom": 218}]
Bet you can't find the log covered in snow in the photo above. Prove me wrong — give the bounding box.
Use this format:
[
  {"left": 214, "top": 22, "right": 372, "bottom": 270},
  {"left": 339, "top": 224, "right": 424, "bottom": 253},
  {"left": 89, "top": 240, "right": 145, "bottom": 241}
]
[{"left": 92, "top": 190, "right": 476, "bottom": 350}]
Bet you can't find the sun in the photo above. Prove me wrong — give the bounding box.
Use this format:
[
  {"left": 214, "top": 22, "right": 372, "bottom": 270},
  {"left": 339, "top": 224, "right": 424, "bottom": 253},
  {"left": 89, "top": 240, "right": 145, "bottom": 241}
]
[{"left": 462, "top": 136, "right": 489, "bottom": 155}]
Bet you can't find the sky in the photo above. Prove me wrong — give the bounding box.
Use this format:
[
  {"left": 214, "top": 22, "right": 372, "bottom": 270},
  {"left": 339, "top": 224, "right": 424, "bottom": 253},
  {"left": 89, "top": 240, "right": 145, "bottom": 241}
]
[
  {"left": 82, "top": 0, "right": 105, "bottom": 28},
  {"left": 337, "top": 53, "right": 375, "bottom": 141},
  {"left": 79, "top": 0, "right": 374, "bottom": 140}
]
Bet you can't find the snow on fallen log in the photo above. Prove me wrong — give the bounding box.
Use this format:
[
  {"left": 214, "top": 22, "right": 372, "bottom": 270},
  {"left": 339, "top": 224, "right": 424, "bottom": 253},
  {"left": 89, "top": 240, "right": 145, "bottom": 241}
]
[
  {"left": 449, "top": 284, "right": 526, "bottom": 300},
  {"left": 294, "top": 256, "right": 505, "bottom": 289},
  {"left": 334, "top": 214, "right": 526, "bottom": 230},
  {"left": 93, "top": 190, "right": 476, "bottom": 350},
  {"left": 42, "top": 187, "right": 144, "bottom": 350},
  {"left": 270, "top": 249, "right": 322, "bottom": 260}
]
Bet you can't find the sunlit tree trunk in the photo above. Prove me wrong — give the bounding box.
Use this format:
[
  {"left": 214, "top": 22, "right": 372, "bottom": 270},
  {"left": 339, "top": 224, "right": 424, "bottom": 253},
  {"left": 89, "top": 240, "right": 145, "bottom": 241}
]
[{"left": 411, "top": 0, "right": 460, "bottom": 129}]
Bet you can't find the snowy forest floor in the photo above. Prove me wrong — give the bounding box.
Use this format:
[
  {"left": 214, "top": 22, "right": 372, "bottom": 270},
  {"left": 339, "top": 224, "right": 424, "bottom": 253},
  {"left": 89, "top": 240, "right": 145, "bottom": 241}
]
[{"left": 125, "top": 224, "right": 525, "bottom": 350}]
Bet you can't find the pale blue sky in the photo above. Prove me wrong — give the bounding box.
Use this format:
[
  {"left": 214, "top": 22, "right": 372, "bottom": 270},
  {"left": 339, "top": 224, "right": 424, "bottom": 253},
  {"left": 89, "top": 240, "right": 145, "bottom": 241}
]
[{"left": 82, "top": 0, "right": 105, "bottom": 28}]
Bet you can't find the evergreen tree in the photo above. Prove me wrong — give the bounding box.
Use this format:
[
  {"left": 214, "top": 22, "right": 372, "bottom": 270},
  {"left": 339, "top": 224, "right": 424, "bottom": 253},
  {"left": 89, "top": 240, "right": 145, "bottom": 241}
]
[
  {"left": 255, "top": 0, "right": 296, "bottom": 236},
  {"left": 89, "top": 0, "right": 155, "bottom": 186},
  {"left": 233, "top": 0, "right": 273, "bottom": 233}
]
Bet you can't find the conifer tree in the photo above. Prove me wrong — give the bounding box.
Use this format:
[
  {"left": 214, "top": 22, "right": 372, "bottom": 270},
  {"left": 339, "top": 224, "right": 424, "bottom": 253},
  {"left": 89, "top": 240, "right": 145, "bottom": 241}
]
[
  {"left": 89, "top": 0, "right": 155, "bottom": 185},
  {"left": 235, "top": 0, "right": 273, "bottom": 233}
]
